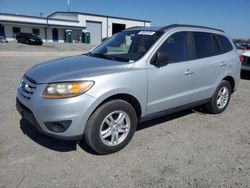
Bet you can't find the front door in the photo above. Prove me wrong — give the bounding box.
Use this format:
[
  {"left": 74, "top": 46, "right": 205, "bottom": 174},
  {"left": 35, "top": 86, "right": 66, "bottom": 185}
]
[
  {"left": 0, "top": 24, "right": 5, "bottom": 37},
  {"left": 147, "top": 32, "right": 194, "bottom": 115},
  {"left": 52, "top": 28, "right": 58, "bottom": 42}
]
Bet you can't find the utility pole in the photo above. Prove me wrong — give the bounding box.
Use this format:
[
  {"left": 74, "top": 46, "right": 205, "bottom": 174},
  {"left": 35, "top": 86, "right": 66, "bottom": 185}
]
[{"left": 67, "top": 0, "right": 70, "bottom": 12}]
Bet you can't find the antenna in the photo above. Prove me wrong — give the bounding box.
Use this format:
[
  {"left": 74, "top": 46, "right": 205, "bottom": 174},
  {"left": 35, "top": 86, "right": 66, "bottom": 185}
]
[{"left": 67, "top": 0, "right": 70, "bottom": 12}]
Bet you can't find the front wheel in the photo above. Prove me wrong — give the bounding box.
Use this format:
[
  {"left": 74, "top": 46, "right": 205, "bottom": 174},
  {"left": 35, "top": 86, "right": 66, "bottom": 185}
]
[
  {"left": 205, "top": 80, "right": 232, "bottom": 114},
  {"left": 84, "top": 100, "right": 137, "bottom": 155}
]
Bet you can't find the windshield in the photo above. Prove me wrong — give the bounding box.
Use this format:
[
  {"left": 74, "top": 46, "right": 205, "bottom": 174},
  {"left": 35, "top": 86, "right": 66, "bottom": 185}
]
[{"left": 89, "top": 30, "right": 164, "bottom": 62}]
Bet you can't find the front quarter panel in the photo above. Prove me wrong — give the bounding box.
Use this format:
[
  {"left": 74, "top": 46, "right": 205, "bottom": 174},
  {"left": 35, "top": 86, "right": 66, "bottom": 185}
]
[{"left": 86, "top": 68, "right": 148, "bottom": 116}]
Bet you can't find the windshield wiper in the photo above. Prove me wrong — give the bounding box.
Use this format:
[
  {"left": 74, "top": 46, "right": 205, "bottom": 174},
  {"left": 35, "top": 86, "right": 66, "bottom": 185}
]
[
  {"left": 88, "top": 52, "right": 113, "bottom": 60},
  {"left": 88, "top": 52, "right": 128, "bottom": 62}
]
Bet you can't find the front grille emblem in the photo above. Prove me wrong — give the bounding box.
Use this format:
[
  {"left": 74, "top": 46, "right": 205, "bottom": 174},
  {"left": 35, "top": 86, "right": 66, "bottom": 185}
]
[
  {"left": 24, "top": 83, "right": 32, "bottom": 92},
  {"left": 20, "top": 79, "right": 32, "bottom": 93}
]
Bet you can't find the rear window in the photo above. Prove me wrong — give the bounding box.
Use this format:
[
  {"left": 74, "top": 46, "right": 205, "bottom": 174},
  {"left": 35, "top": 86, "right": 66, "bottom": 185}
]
[
  {"left": 243, "top": 56, "right": 250, "bottom": 64},
  {"left": 216, "top": 34, "right": 233, "bottom": 53},
  {"left": 193, "top": 32, "right": 214, "bottom": 58},
  {"left": 212, "top": 35, "right": 221, "bottom": 55}
]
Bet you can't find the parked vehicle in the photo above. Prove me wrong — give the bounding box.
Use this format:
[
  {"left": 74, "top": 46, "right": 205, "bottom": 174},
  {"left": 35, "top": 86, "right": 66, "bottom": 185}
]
[
  {"left": 16, "top": 32, "right": 43, "bottom": 45},
  {"left": 241, "top": 51, "right": 250, "bottom": 71},
  {"left": 241, "top": 43, "right": 250, "bottom": 50},
  {"left": 0, "top": 36, "right": 8, "bottom": 43},
  {"left": 16, "top": 24, "right": 241, "bottom": 154},
  {"left": 234, "top": 43, "right": 244, "bottom": 50}
]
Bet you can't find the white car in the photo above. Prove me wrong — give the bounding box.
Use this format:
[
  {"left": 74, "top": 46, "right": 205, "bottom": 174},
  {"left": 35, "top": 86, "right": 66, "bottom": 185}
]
[{"left": 242, "top": 51, "right": 250, "bottom": 71}]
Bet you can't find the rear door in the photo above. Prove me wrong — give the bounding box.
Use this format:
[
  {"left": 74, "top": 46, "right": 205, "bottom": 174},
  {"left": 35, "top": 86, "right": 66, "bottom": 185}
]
[
  {"left": 190, "top": 32, "right": 229, "bottom": 102},
  {"left": 147, "top": 32, "right": 195, "bottom": 115}
]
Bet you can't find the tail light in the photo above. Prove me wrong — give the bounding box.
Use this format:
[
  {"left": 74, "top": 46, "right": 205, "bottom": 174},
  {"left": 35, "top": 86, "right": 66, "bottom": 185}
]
[{"left": 240, "top": 55, "right": 244, "bottom": 63}]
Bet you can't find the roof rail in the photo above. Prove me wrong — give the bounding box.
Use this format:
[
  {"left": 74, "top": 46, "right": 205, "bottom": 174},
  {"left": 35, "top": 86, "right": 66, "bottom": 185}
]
[
  {"left": 159, "top": 24, "right": 224, "bottom": 32},
  {"left": 126, "top": 26, "right": 143, "bottom": 30}
]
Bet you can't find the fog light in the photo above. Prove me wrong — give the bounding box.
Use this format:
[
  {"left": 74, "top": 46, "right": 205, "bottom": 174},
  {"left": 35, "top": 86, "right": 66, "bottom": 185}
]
[{"left": 44, "top": 120, "right": 72, "bottom": 133}]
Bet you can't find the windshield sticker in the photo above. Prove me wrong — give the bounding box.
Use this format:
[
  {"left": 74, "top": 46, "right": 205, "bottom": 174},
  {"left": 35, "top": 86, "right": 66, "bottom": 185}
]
[{"left": 138, "top": 31, "right": 156, "bottom": 35}]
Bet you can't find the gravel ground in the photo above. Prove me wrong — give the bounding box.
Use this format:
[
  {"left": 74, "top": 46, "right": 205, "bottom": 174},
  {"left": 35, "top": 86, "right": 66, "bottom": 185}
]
[
  {"left": 0, "top": 41, "right": 95, "bottom": 52},
  {"left": 0, "top": 43, "right": 249, "bottom": 188}
]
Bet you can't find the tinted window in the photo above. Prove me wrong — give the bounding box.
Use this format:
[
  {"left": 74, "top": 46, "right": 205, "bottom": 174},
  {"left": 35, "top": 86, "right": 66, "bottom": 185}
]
[
  {"left": 243, "top": 56, "right": 250, "bottom": 65},
  {"left": 12, "top": 27, "right": 20, "bottom": 37},
  {"left": 194, "top": 32, "right": 214, "bottom": 58},
  {"left": 212, "top": 35, "right": 221, "bottom": 55},
  {"left": 91, "top": 30, "right": 163, "bottom": 62},
  {"left": 216, "top": 34, "right": 233, "bottom": 53},
  {"left": 157, "top": 32, "right": 188, "bottom": 63},
  {"left": 32, "top": 28, "right": 40, "bottom": 36}
]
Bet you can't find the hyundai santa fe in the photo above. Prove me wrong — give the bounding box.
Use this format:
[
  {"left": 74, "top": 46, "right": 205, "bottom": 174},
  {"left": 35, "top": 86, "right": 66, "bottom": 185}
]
[{"left": 16, "top": 24, "right": 241, "bottom": 154}]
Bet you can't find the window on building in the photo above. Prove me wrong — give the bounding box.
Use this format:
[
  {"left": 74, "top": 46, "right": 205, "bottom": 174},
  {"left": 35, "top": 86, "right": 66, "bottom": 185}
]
[
  {"left": 32, "top": 28, "right": 40, "bottom": 36},
  {"left": 12, "top": 27, "right": 20, "bottom": 36}
]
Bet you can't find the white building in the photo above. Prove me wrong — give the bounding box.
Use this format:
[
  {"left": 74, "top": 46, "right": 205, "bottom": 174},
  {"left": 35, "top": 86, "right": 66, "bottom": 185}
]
[{"left": 0, "top": 12, "right": 151, "bottom": 45}]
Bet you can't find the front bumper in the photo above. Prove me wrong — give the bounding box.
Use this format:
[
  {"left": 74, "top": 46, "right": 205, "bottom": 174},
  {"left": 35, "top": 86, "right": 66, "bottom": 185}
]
[
  {"left": 29, "top": 40, "right": 43, "bottom": 45},
  {"left": 241, "top": 65, "right": 250, "bottom": 71},
  {"left": 16, "top": 83, "right": 99, "bottom": 140}
]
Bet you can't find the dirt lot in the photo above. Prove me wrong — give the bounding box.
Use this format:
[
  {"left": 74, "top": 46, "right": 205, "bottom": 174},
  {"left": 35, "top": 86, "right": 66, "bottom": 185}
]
[{"left": 0, "top": 43, "right": 249, "bottom": 188}]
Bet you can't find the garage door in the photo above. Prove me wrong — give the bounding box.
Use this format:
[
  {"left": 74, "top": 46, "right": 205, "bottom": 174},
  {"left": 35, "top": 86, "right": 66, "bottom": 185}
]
[{"left": 86, "top": 21, "right": 102, "bottom": 45}]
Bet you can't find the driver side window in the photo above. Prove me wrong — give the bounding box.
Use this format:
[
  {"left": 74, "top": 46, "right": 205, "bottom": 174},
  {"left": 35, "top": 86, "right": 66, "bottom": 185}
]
[{"left": 158, "top": 32, "right": 188, "bottom": 63}]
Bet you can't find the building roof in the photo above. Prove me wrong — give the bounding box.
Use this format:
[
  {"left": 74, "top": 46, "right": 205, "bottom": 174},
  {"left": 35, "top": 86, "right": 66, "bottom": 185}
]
[
  {"left": 0, "top": 20, "right": 85, "bottom": 29},
  {"left": 48, "top": 11, "right": 151, "bottom": 23},
  {"left": 0, "top": 12, "right": 80, "bottom": 23},
  {"left": 0, "top": 11, "right": 150, "bottom": 29},
  {"left": 0, "top": 12, "right": 85, "bottom": 29}
]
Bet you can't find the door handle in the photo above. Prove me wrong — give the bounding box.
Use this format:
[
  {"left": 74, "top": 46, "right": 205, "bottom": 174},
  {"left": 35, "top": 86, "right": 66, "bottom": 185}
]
[
  {"left": 219, "top": 62, "right": 227, "bottom": 67},
  {"left": 184, "top": 69, "right": 194, "bottom": 76}
]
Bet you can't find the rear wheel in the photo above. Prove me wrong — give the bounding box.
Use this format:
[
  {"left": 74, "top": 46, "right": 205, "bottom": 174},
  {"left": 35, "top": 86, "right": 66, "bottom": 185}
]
[
  {"left": 205, "top": 80, "right": 232, "bottom": 114},
  {"left": 84, "top": 100, "right": 137, "bottom": 155}
]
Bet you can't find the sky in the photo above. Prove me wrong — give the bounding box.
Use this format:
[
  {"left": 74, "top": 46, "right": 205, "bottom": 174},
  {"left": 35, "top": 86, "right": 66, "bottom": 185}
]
[{"left": 0, "top": 0, "right": 249, "bottom": 39}]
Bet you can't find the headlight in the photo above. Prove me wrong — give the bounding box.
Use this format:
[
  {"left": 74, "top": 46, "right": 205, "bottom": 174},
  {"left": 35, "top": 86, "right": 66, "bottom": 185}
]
[
  {"left": 29, "top": 39, "right": 35, "bottom": 42},
  {"left": 42, "top": 81, "right": 94, "bottom": 99}
]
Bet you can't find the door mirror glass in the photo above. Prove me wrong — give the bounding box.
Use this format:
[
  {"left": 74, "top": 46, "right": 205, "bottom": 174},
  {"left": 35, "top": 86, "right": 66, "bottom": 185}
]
[
  {"left": 152, "top": 51, "right": 170, "bottom": 67},
  {"left": 157, "top": 50, "right": 170, "bottom": 65}
]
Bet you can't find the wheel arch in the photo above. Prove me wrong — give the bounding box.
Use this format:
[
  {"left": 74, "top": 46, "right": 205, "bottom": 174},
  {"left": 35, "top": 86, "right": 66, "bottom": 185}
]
[
  {"left": 223, "top": 76, "right": 235, "bottom": 93},
  {"left": 94, "top": 93, "right": 142, "bottom": 118}
]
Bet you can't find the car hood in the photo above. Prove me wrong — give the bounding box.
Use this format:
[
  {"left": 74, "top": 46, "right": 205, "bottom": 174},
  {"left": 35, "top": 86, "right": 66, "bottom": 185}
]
[{"left": 25, "top": 55, "right": 134, "bottom": 84}]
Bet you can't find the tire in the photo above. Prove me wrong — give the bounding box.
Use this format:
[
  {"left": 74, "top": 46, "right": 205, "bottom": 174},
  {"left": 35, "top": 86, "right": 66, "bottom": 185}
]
[
  {"left": 205, "top": 80, "right": 232, "bottom": 114},
  {"left": 25, "top": 40, "right": 30, "bottom": 45},
  {"left": 84, "top": 100, "right": 137, "bottom": 155}
]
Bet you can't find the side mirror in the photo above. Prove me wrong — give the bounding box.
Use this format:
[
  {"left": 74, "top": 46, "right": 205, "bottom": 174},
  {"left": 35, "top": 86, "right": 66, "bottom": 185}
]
[{"left": 151, "top": 51, "right": 170, "bottom": 67}]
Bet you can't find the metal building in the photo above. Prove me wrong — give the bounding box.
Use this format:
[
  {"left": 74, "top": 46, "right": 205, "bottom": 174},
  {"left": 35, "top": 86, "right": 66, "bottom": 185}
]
[{"left": 0, "top": 12, "right": 151, "bottom": 45}]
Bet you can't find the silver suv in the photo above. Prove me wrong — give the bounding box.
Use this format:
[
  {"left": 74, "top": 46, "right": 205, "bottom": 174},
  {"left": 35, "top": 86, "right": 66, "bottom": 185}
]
[{"left": 16, "top": 24, "right": 241, "bottom": 154}]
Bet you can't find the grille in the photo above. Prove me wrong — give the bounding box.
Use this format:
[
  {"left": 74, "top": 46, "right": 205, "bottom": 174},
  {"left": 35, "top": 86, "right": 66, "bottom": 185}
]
[{"left": 19, "top": 75, "right": 37, "bottom": 100}]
